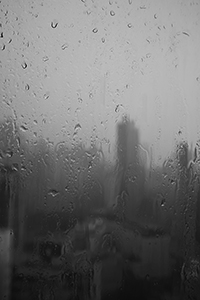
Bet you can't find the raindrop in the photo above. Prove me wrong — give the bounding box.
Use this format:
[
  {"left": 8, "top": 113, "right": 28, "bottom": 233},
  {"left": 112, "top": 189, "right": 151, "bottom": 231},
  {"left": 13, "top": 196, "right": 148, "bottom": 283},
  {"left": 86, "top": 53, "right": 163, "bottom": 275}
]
[
  {"left": 1, "top": 44, "right": 5, "bottom": 51},
  {"left": 127, "top": 23, "right": 132, "bottom": 28},
  {"left": 110, "top": 10, "right": 115, "bottom": 16},
  {"left": 78, "top": 97, "right": 83, "bottom": 103},
  {"left": 129, "top": 175, "right": 136, "bottom": 183},
  {"left": 128, "top": 0, "right": 132, "bottom": 4},
  {"left": 48, "top": 189, "right": 59, "bottom": 197},
  {"left": 68, "top": 201, "right": 74, "bottom": 213},
  {"left": 88, "top": 161, "right": 92, "bottom": 169},
  {"left": 65, "top": 185, "right": 69, "bottom": 192},
  {"left": 0, "top": 32, "right": 3, "bottom": 38},
  {"left": 43, "top": 55, "right": 49, "bottom": 62},
  {"left": 20, "top": 124, "right": 28, "bottom": 132},
  {"left": 51, "top": 20, "right": 58, "bottom": 28},
  {"left": 115, "top": 105, "right": 120, "bottom": 112},
  {"left": 25, "top": 84, "right": 30, "bottom": 91},
  {"left": 61, "top": 43, "right": 68, "bottom": 50},
  {"left": 81, "top": 0, "right": 85, "bottom": 2},
  {"left": 21, "top": 165, "right": 26, "bottom": 172},
  {"left": 161, "top": 198, "right": 166, "bottom": 207},
  {"left": 12, "top": 163, "right": 18, "bottom": 172},
  {"left": 92, "top": 28, "right": 98, "bottom": 33},
  {"left": 182, "top": 31, "right": 189, "bottom": 37},
  {"left": 6, "top": 149, "right": 13, "bottom": 158},
  {"left": 101, "top": 37, "right": 105, "bottom": 43},
  {"left": 115, "top": 104, "right": 123, "bottom": 112},
  {"left": 74, "top": 123, "right": 82, "bottom": 131},
  {"left": 154, "top": 13, "right": 157, "bottom": 19},
  {"left": 16, "top": 137, "right": 20, "bottom": 147},
  {"left": 43, "top": 92, "right": 50, "bottom": 100},
  {"left": 21, "top": 62, "right": 27, "bottom": 69}
]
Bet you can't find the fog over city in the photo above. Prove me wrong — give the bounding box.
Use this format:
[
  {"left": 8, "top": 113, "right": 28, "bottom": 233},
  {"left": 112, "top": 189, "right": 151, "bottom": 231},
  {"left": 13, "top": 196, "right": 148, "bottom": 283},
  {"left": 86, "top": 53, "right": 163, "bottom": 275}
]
[{"left": 1, "top": 0, "right": 200, "bottom": 299}]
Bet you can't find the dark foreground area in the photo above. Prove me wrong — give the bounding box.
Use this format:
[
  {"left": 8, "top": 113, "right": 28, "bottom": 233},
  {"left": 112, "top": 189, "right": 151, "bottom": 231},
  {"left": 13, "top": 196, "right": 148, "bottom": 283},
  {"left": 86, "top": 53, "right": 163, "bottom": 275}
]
[{"left": 10, "top": 264, "right": 182, "bottom": 300}]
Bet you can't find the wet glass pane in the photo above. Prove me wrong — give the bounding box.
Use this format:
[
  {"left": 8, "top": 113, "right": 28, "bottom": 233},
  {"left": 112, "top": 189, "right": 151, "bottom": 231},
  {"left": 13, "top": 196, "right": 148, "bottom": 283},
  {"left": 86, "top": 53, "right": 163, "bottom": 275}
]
[{"left": 0, "top": 0, "right": 200, "bottom": 299}]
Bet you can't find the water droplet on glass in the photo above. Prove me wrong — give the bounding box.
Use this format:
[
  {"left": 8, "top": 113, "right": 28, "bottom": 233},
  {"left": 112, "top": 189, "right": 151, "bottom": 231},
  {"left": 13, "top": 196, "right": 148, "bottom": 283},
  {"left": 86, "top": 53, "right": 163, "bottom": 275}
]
[
  {"left": 129, "top": 175, "right": 136, "bottom": 183},
  {"left": 161, "top": 198, "right": 166, "bottom": 207},
  {"left": 6, "top": 149, "right": 13, "bottom": 158},
  {"left": 22, "top": 62, "right": 27, "bottom": 69},
  {"left": 115, "top": 104, "right": 124, "bottom": 113},
  {"left": 61, "top": 43, "right": 68, "bottom": 50},
  {"left": 21, "top": 165, "right": 26, "bottom": 172},
  {"left": 43, "top": 55, "right": 49, "bottom": 62},
  {"left": 128, "top": 23, "right": 132, "bottom": 28},
  {"left": 68, "top": 201, "right": 74, "bottom": 213},
  {"left": 16, "top": 137, "right": 21, "bottom": 147},
  {"left": 25, "top": 84, "right": 30, "bottom": 91},
  {"left": 110, "top": 10, "right": 115, "bottom": 16},
  {"left": 1, "top": 44, "right": 5, "bottom": 50},
  {"left": 0, "top": 32, "right": 3, "bottom": 38},
  {"left": 51, "top": 20, "right": 58, "bottom": 28},
  {"left": 93, "top": 28, "right": 98, "bottom": 33},
  {"left": 48, "top": 189, "right": 59, "bottom": 197},
  {"left": 74, "top": 123, "right": 82, "bottom": 131},
  {"left": 44, "top": 92, "right": 50, "bottom": 100},
  {"left": 154, "top": 13, "right": 157, "bottom": 19},
  {"left": 20, "top": 124, "right": 28, "bottom": 132},
  {"left": 65, "top": 185, "right": 69, "bottom": 192},
  {"left": 12, "top": 163, "right": 19, "bottom": 172},
  {"left": 101, "top": 37, "right": 105, "bottom": 43}
]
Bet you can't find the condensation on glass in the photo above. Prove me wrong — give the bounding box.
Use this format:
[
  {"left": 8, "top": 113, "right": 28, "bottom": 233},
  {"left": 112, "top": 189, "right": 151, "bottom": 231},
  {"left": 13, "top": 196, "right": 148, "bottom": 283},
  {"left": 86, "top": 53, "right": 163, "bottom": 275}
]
[{"left": 0, "top": 0, "right": 200, "bottom": 299}]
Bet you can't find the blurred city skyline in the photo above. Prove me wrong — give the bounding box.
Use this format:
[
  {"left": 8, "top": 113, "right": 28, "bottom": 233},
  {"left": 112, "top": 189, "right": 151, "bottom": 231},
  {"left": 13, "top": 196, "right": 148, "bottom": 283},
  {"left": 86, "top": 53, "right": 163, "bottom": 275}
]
[{"left": 1, "top": 0, "right": 200, "bottom": 166}]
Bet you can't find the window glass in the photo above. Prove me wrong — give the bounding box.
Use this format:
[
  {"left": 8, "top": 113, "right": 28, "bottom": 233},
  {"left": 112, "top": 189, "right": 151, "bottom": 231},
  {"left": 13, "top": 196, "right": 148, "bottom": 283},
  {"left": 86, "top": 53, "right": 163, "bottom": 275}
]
[{"left": 0, "top": 0, "right": 200, "bottom": 299}]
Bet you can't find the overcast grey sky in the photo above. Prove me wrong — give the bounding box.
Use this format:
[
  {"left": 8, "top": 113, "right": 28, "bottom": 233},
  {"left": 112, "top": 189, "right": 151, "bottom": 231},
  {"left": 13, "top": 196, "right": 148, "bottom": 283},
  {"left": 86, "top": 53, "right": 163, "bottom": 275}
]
[{"left": 1, "top": 0, "right": 200, "bottom": 165}]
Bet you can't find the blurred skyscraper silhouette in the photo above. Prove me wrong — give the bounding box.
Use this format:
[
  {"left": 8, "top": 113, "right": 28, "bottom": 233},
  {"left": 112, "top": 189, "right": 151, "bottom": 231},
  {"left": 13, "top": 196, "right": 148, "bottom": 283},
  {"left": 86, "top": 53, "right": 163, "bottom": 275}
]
[{"left": 116, "top": 115, "right": 142, "bottom": 222}]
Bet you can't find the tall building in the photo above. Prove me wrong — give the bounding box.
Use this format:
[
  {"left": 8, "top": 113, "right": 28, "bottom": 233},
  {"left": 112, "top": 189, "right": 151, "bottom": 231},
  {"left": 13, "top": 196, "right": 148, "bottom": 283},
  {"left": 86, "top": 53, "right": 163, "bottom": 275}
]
[
  {"left": 116, "top": 115, "right": 141, "bottom": 222},
  {"left": 0, "top": 165, "right": 19, "bottom": 300}
]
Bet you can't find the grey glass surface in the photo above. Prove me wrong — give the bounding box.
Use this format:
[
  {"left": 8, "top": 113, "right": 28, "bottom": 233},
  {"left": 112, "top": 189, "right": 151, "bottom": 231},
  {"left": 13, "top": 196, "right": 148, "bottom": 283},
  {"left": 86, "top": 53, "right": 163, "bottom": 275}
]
[{"left": 0, "top": 1, "right": 200, "bottom": 299}]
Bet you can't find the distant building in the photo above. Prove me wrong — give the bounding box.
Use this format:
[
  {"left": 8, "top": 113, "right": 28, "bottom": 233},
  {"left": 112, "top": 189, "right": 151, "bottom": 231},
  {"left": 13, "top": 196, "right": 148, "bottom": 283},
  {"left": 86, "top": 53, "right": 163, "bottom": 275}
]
[
  {"left": 116, "top": 115, "right": 142, "bottom": 222},
  {"left": 0, "top": 165, "right": 20, "bottom": 241}
]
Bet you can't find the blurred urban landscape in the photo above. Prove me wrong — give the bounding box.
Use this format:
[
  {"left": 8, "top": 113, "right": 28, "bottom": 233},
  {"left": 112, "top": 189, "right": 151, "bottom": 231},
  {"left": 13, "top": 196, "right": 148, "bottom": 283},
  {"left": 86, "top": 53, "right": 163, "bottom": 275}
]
[{"left": 0, "top": 116, "right": 200, "bottom": 300}]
